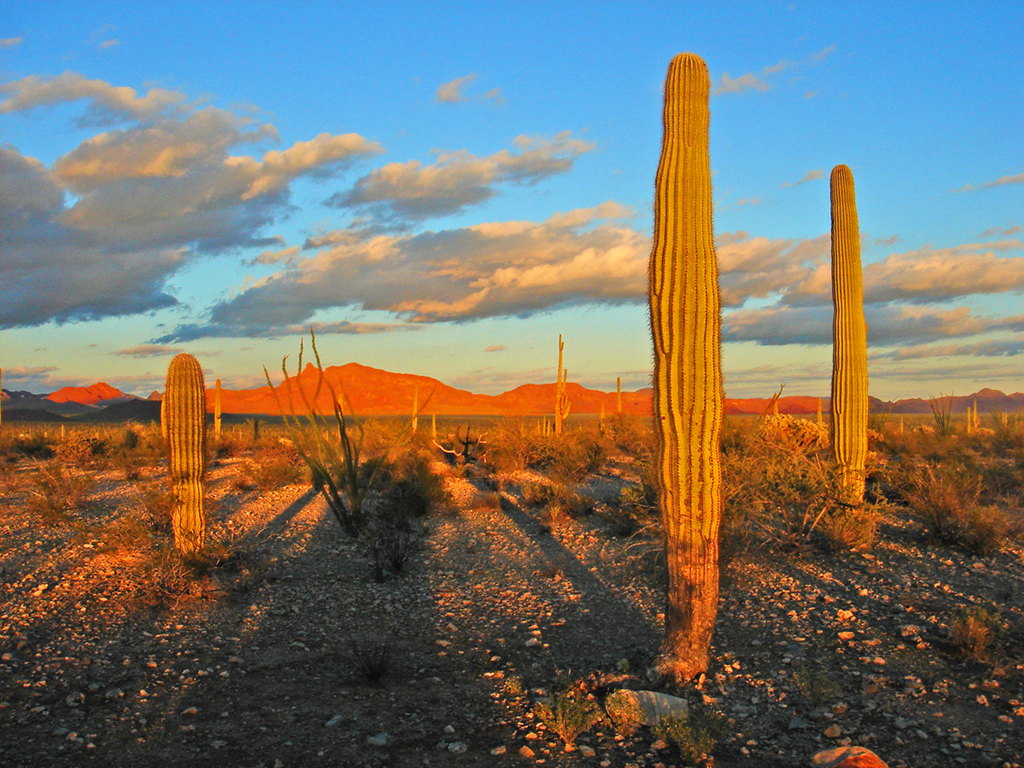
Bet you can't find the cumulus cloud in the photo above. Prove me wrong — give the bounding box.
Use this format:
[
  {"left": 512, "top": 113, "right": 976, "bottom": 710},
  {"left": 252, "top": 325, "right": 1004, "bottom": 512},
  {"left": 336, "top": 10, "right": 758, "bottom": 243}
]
[
  {"left": 0, "top": 71, "right": 186, "bottom": 123},
  {"left": 716, "top": 232, "right": 830, "bottom": 307},
  {"left": 780, "top": 169, "right": 823, "bottom": 188},
  {"left": 158, "top": 203, "right": 645, "bottom": 340},
  {"left": 328, "top": 132, "right": 594, "bottom": 227},
  {"left": 160, "top": 319, "right": 423, "bottom": 343},
  {"left": 114, "top": 344, "right": 182, "bottom": 357},
  {"left": 0, "top": 74, "right": 383, "bottom": 328},
  {"left": 436, "top": 74, "right": 477, "bottom": 103}
]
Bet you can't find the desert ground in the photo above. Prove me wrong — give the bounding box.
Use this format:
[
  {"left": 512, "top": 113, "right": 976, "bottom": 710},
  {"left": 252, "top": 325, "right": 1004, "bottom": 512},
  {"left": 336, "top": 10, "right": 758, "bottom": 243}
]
[{"left": 1, "top": 413, "right": 1023, "bottom": 768}]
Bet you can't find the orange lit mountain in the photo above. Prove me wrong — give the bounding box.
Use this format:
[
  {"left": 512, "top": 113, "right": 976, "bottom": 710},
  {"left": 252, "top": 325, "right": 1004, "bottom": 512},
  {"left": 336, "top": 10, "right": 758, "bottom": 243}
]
[{"left": 46, "top": 382, "right": 129, "bottom": 406}]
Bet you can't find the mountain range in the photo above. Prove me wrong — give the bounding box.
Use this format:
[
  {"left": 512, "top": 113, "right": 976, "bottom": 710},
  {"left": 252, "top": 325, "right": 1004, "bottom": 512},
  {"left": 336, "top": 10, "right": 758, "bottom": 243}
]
[{"left": 1, "top": 363, "right": 1022, "bottom": 422}]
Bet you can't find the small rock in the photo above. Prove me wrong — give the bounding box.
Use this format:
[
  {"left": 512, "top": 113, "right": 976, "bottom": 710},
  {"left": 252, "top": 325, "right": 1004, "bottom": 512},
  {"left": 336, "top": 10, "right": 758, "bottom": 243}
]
[
  {"left": 490, "top": 745, "right": 507, "bottom": 755},
  {"left": 182, "top": 707, "right": 198, "bottom": 716},
  {"left": 325, "top": 715, "right": 343, "bottom": 727},
  {"left": 604, "top": 689, "right": 688, "bottom": 726},
  {"left": 444, "top": 724, "right": 456, "bottom": 734},
  {"left": 839, "top": 631, "right": 855, "bottom": 641},
  {"left": 367, "top": 733, "right": 391, "bottom": 747},
  {"left": 525, "top": 638, "right": 540, "bottom": 647},
  {"left": 824, "top": 724, "right": 843, "bottom": 738},
  {"left": 519, "top": 746, "right": 535, "bottom": 758},
  {"left": 448, "top": 741, "right": 467, "bottom": 753},
  {"left": 579, "top": 744, "right": 596, "bottom": 758}
]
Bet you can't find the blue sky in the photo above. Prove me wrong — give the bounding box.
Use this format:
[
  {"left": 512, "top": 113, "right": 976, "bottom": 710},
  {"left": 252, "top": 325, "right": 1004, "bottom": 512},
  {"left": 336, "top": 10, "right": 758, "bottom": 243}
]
[{"left": 1, "top": 1, "right": 1021, "bottom": 400}]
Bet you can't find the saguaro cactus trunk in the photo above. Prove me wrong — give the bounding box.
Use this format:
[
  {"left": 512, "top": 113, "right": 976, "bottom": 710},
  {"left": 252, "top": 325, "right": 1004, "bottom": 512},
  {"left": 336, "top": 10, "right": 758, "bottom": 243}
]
[
  {"left": 829, "top": 164, "right": 868, "bottom": 506},
  {"left": 214, "top": 378, "right": 222, "bottom": 440},
  {"left": 163, "top": 353, "right": 207, "bottom": 554},
  {"left": 648, "top": 52, "right": 723, "bottom": 682},
  {"left": 554, "top": 334, "right": 570, "bottom": 436}
]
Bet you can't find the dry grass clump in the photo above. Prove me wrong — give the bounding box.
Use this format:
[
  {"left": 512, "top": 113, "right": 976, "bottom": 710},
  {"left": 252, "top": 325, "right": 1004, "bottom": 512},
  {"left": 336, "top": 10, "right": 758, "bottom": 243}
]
[
  {"left": 239, "top": 443, "right": 306, "bottom": 491},
  {"left": 348, "top": 638, "right": 393, "bottom": 682},
  {"left": 819, "top": 506, "right": 879, "bottom": 552},
  {"left": 653, "top": 703, "right": 726, "bottom": 764},
  {"left": 603, "top": 689, "right": 642, "bottom": 736},
  {"left": 26, "top": 461, "right": 96, "bottom": 524},
  {"left": 950, "top": 606, "right": 1001, "bottom": 662}
]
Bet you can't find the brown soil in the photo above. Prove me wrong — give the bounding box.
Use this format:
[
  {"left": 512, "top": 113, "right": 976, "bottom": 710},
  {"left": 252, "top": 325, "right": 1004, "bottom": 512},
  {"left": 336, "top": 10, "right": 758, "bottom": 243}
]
[{"left": 1, "top": 453, "right": 1023, "bottom": 768}]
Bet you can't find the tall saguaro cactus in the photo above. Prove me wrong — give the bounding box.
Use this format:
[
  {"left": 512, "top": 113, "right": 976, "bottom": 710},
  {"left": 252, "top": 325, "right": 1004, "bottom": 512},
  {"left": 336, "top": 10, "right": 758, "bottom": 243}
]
[
  {"left": 163, "top": 353, "right": 207, "bottom": 555},
  {"left": 830, "top": 164, "right": 868, "bottom": 506},
  {"left": 648, "top": 53, "right": 723, "bottom": 681},
  {"left": 554, "top": 334, "right": 571, "bottom": 436}
]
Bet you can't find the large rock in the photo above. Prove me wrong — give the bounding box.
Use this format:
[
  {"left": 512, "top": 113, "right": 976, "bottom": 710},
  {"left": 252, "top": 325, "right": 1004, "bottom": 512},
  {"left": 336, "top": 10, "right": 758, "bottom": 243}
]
[
  {"left": 811, "top": 746, "right": 888, "bottom": 768},
  {"left": 605, "top": 689, "right": 688, "bottom": 726}
]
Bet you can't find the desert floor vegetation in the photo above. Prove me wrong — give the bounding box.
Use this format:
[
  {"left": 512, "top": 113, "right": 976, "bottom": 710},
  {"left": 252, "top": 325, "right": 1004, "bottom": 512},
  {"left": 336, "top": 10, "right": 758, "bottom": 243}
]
[{"left": 0, "top": 413, "right": 1022, "bottom": 767}]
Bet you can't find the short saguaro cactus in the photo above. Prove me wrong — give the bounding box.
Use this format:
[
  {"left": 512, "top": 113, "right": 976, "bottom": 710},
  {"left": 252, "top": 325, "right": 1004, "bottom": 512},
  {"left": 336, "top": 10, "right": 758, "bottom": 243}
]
[{"left": 162, "top": 353, "right": 207, "bottom": 554}]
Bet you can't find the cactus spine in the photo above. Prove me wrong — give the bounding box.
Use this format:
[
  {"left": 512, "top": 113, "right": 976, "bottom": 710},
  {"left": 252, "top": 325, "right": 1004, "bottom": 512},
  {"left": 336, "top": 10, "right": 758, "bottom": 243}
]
[
  {"left": 214, "top": 378, "right": 222, "bottom": 440},
  {"left": 554, "top": 334, "right": 570, "bottom": 435},
  {"left": 649, "top": 53, "right": 723, "bottom": 681},
  {"left": 830, "top": 164, "right": 869, "bottom": 506},
  {"left": 163, "top": 353, "right": 207, "bottom": 554}
]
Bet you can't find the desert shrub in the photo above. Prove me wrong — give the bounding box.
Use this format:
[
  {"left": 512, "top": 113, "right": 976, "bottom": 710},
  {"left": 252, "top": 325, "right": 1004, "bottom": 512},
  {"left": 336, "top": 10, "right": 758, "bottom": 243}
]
[
  {"left": 793, "top": 663, "right": 840, "bottom": 706},
  {"left": 654, "top": 703, "right": 726, "bottom": 764},
  {"left": 213, "top": 431, "right": 247, "bottom": 459},
  {"left": 534, "top": 677, "right": 603, "bottom": 746},
  {"left": 487, "top": 416, "right": 547, "bottom": 472},
  {"left": 369, "top": 515, "right": 423, "bottom": 582},
  {"left": 26, "top": 461, "right": 95, "bottom": 523},
  {"left": 135, "top": 480, "right": 175, "bottom": 534},
  {"left": 378, "top": 445, "right": 452, "bottom": 516},
  {"left": 603, "top": 689, "right": 642, "bottom": 736},
  {"left": 349, "top": 638, "right": 392, "bottom": 682},
  {"left": 606, "top": 414, "right": 653, "bottom": 456},
  {"left": 54, "top": 432, "right": 111, "bottom": 465},
  {"left": 903, "top": 464, "right": 1024, "bottom": 554},
  {"left": 545, "top": 428, "right": 607, "bottom": 484},
  {"left": 950, "top": 606, "right": 1001, "bottom": 661},
  {"left": 11, "top": 432, "right": 54, "bottom": 460}
]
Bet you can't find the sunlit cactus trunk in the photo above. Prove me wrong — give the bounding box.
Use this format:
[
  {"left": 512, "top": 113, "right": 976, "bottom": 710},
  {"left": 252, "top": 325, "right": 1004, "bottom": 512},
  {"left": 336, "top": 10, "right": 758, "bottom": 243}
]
[
  {"left": 163, "top": 353, "right": 207, "bottom": 555},
  {"left": 829, "top": 164, "right": 868, "bottom": 506},
  {"left": 648, "top": 52, "right": 723, "bottom": 682},
  {"left": 214, "top": 378, "right": 222, "bottom": 440}
]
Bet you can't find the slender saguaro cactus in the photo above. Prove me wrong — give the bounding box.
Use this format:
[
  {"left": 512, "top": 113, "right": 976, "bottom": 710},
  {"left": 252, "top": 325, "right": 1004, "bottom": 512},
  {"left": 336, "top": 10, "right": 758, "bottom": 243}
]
[
  {"left": 412, "top": 385, "right": 419, "bottom": 433},
  {"left": 617, "top": 376, "right": 622, "bottom": 414},
  {"left": 554, "top": 334, "right": 571, "bottom": 435},
  {"left": 163, "top": 353, "right": 207, "bottom": 554},
  {"left": 649, "top": 52, "right": 723, "bottom": 681},
  {"left": 830, "top": 164, "right": 869, "bottom": 506},
  {"left": 214, "top": 378, "right": 222, "bottom": 440}
]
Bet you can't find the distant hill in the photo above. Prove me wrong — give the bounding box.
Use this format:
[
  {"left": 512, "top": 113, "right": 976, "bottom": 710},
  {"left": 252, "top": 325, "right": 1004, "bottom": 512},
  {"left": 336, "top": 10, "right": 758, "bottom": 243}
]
[{"left": 2, "top": 367, "right": 1022, "bottom": 423}]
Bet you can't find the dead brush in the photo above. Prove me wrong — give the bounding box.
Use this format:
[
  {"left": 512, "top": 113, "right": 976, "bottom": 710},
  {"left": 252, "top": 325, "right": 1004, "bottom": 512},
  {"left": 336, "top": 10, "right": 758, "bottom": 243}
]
[
  {"left": 349, "top": 638, "right": 393, "bottom": 682},
  {"left": 239, "top": 444, "right": 306, "bottom": 491},
  {"left": 26, "top": 461, "right": 95, "bottom": 524},
  {"left": 903, "top": 463, "right": 1024, "bottom": 555}
]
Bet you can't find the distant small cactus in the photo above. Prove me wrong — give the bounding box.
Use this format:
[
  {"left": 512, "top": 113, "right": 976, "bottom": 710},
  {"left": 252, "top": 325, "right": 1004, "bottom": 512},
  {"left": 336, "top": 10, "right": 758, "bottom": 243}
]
[{"left": 555, "top": 334, "right": 571, "bottom": 435}]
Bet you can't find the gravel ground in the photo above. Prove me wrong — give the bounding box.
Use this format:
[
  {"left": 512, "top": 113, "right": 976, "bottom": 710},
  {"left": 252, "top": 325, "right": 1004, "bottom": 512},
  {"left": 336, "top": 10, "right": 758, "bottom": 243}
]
[{"left": 1, "top": 453, "right": 1023, "bottom": 768}]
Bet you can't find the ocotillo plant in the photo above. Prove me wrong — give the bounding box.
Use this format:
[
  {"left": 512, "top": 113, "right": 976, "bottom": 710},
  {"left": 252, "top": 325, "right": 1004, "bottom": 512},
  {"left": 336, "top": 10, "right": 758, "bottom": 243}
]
[
  {"left": 554, "top": 334, "right": 571, "bottom": 435},
  {"left": 648, "top": 52, "right": 723, "bottom": 681},
  {"left": 163, "top": 353, "right": 207, "bottom": 554},
  {"left": 830, "top": 164, "right": 868, "bottom": 505},
  {"left": 214, "top": 378, "right": 222, "bottom": 440}
]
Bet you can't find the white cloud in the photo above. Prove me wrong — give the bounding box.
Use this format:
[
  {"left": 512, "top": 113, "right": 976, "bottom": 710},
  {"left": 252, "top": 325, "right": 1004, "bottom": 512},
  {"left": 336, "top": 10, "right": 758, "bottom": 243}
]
[{"left": 714, "top": 46, "right": 834, "bottom": 97}]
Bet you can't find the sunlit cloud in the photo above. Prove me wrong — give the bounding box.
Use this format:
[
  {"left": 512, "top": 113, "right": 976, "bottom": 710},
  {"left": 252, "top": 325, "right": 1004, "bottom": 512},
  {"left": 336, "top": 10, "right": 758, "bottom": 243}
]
[
  {"left": 484, "top": 345, "right": 507, "bottom": 353},
  {"left": 158, "top": 203, "right": 645, "bottom": 339},
  {"left": 100, "top": 39, "right": 119, "bottom": 49},
  {"left": 436, "top": 73, "right": 477, "bottom": 103},
  {"left": 0, "top": 71, "right": 187, "bottom": 123},
  {"left": 0, "top": 37, "right": 23, "bottom": 48},
  {"left": 780, "top": 169, "right": 823, "bottom": 188},
  {"left": 884, "top": 338, "right": 1024, "bottom": 360},
  {"left": 160, "top": 319, "right": 424, "bottom": 343},
  {"left": 978, "top": 225, "right": 1021, "bottom": 239},
  {"left": 327, "top": 132, "right": 594, "bottom": 227},
  {"left": 714, "top": 46, "right": 835, "bottom": 96},
  {"left": 954, "top": 171, "right": 1024, "bottom": 193},
  {"left": 113, "top": 344, "right": 182, "bottom": 357}
]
